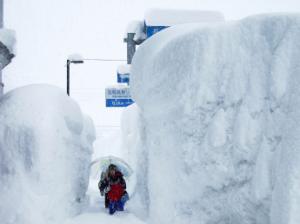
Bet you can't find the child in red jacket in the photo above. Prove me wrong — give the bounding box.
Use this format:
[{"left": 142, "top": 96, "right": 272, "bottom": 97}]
[{"left": 99, "top": 164, "right": 129, "bottom": 215}]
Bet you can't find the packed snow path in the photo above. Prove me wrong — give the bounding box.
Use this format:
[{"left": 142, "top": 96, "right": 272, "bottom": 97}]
[{"left": 64, "top": 184, "right": 145, "bottom": 224}]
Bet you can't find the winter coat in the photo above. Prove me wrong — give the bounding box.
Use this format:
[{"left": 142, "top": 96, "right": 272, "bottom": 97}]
[
  {"left": 98, "top": 171, "right": 127, "bottom": 202},
  {"left": 108, "top": 183, "right": 124, "bottom": 201}
]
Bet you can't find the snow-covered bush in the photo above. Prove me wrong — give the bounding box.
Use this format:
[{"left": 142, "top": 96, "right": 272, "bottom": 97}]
[
  {"left": 0, "top": 84, "right": 95, "bottom": 224},
  {"left": 131, "top": 14, "right": 300, "bottom": 224}
]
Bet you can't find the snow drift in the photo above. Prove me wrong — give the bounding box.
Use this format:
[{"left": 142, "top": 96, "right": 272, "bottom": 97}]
[
  {"left": 0, "top": 84, "right": 96, "bottom": 224},
  {"left": 130, "top": 14, "right": 300, "bottom": 224}
]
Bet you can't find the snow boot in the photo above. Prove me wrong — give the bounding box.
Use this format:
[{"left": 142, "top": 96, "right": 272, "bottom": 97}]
[
  {"left": 109, "top": 201, "right": 117, "bottom": 215},
  {"left": 116, "top": 201, "right": 124, "bottom": 211}
]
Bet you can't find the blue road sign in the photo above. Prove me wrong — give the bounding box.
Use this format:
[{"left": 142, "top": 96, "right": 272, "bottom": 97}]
[
  {"left": 106, "top": 99, "right": 134, "bottom": 107},
  {"left": 117, "top": 72, "right": 130, "bottom": 84},
  {"left": 105, "top": 85, "right": 134, "bottom": 107},
  {"left": 146, "top": 25, "right": 169, "bottom": 38}
]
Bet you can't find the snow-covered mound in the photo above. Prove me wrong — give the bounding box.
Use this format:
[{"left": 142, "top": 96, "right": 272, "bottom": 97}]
[
  {"left": 131, "top": 14, "right": 300, "bottom": 224},
  {"left": 0, "top": 84, "right": 96, "bottom": 224}
]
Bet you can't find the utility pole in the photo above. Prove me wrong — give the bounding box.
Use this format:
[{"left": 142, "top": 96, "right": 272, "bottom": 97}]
[
  {"left": 67, "top": 60, "right": 70, "bottom": 96},
  {"left": 0, "top": 0, "right": 4, "bottom": 97},
  {"left": 124, "top": 33, "right": 136, "bottom": 64}
]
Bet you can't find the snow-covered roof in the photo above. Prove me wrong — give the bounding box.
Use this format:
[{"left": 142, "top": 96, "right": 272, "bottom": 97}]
[
  {"left": 0, "top": 29, "right": 16, "bottom": 54},
  {"left": 145, "top": 9, "right": 225, "bottom": 26}
]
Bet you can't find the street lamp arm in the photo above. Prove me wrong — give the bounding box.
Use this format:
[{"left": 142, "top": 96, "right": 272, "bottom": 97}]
[{"left": 66, "top": 57, "right": 127, "bottom": 96}]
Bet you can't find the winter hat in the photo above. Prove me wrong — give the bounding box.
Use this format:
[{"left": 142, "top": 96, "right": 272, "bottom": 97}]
[{"left": 108, "top": 164, "right": 117, "bottom": 171}]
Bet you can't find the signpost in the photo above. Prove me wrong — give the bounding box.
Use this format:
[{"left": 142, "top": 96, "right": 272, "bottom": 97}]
[{"left": 105, "top": 85, "right": 134, "bottom": 107}]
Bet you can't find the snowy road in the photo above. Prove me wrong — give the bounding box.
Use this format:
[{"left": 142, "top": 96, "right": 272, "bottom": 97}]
[
  {"left": 64, "top": 184, "right": 145, "bottom": 224},
  {"left": 64, "top": 211, "right": 144, "bottom": 224}
]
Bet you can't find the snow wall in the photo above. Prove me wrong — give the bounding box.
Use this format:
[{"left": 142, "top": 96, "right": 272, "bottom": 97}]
[
  {"left": 130, "top": 14, "right": 300, "bottom": 224},
  {"left": 0, "top": 84, "right": 96, "bottom": 224},
  {"left": 121, "top": 104, "right": 149, "bottom": 220}
]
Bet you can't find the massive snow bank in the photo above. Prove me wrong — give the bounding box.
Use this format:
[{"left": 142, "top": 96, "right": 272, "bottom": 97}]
[
  {"left": 0, "top": 84, "right": 96, "bottom": 224},
  {"left": 120, "top": 104, "right": 149, "bottom": 220},
  {"left": 131, "top": 14, "right": 300, "bottom": 224}
]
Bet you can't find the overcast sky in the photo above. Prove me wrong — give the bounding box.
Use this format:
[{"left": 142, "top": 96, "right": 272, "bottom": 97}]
[{"left": 3, "top": 0, "right": 300, "bottom": 128}]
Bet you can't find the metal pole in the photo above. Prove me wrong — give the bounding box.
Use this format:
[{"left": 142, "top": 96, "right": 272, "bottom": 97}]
[
  {"left": 0, "top": 0, "right": 4, "bottom": 97},
  {"left": 126, "top": 33, "right": 136, "bottom": 64},
  {"left": 67, "top": 60, "right": 70, "bottom": 96},
  {"left": 0, "top": 0, "right": 3, "bottom": 28}
]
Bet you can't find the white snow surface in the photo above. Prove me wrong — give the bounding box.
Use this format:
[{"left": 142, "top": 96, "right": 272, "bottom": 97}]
[
  {"left": 131, "top": 14, "right": 300, "bottom": 224},
  {"left": 0, "top": 28, "right": 16, "bottom": 54},
  {"left": 64, "top": 211, "right": 145, "bottom": 224},
  {"left": 63, "top": 184, "right": 145, "bottom": 224},
  {"left": 125, "top": 21, "right": 147, "bottom": 42},
  {"left": 105, "top": 83, "right": 130, "bottom": 89},
  {"left": 0, "top": 84, "right": 96, "bottom": 224},
  {"left": 145, "top": 9, "right": 225, "bottom": 26},
  {"left": 117, "top": 64, "right": 131, "bottom": 75},
  {"left": 68, "top": 53, "right": 84, "bottom": 62}
]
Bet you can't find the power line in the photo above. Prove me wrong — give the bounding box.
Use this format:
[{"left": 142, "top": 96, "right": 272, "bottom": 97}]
[
  {"left": 95, "top": 125, "right": 120, "bottom": 127},
  {"left": 83, "top": 58, "right": 126, "bottom": 62}
]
